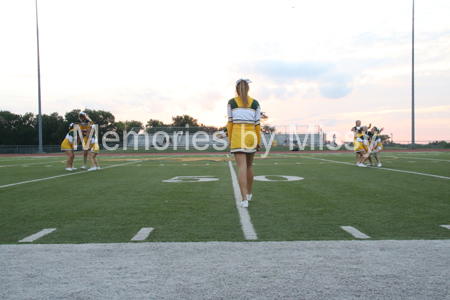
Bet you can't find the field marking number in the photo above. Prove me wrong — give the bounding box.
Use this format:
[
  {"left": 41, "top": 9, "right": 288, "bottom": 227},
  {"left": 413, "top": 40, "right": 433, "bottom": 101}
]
[
  {"left": 163, "top": 176, "right": 219, "bottom": 183},
  {"left": 254, "top": 175, "right": 304, "bottom": 182}
]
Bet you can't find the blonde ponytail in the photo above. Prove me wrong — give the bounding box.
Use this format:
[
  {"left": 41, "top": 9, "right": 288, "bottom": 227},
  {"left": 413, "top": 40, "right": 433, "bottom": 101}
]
[{"left": 236, "top": 80, "right": 249, "bottom": 107}]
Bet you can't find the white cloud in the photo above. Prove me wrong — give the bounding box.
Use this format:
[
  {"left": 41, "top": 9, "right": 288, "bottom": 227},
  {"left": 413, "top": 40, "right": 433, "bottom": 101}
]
[{"left": 0, "top": 0, "right": 449, "bottom": 141}]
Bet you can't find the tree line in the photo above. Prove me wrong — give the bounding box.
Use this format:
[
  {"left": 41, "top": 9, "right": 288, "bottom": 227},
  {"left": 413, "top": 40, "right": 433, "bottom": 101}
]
[{"left": 0, "top": 109, "right": 273, "bottom": 146}]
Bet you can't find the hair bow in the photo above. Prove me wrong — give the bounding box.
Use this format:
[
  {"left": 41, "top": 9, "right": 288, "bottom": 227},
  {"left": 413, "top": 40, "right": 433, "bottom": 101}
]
[{"left": 236, "top": 78, "right": 252, "bottom": 86}]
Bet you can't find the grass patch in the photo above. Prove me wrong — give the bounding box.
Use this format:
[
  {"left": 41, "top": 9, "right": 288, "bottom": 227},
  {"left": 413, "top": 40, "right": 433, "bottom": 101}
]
[{"left": 0, "top": 151, "right": 449, "bottom": 243}]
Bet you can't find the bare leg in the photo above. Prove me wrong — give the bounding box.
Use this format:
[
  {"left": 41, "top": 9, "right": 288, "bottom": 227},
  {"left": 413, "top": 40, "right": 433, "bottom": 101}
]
[
  {"left": 246, "top": 153, "right": 255, "bottom": 195},
  {"left": 89, "top": 152, "right": 96, "bottom": 168},
  {"left": 68, "top": 151, "right": 75, "bottom": 167},
  {"left": 359, "top": 151, "right": 369, "bottom": 164},
  {"left": 83, "top": 150, "right": 88, "bottom": 167},
  {"left": 374, "top": 153, "right": 380, "bottom": 164},
  {"left": 65, "top": 150, "right": 73, "bottom": 168},
  {"left": 234, "top": 153, "right": 248, "bottom": 201},
  {"left": 93, "top": 153, "right": 99, "bottom": 168},
  {"left": 356, "top": 152, "right": 363, "bottom": 164}
]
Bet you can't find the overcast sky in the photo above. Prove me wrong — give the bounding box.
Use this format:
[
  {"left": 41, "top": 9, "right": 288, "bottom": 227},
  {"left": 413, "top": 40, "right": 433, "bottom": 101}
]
[{"left": 1, "top": 0, "right": 449, "bottom": 142}]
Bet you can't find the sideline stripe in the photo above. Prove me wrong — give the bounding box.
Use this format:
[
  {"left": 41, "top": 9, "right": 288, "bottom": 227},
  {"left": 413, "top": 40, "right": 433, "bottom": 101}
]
[
  {"left": 385, "top": 156, "right": 450, "bottom": 162},
  {"left": 341, "top": 226, "right": 370, "bottom": 239},
  {"left": 0, "top": 160, "right": 62, "bottom": 168},
  {"left": 18, "top": 228, "right": 56, "bottom": 243},
  {"left": 441, "top": 225, "right": 450, "bottom": 230},
  {"left": 131, "top": 228, "right": 154, "bottom": 241},
  {"left": 0, "top": 160, "right": 142, "bottom": 189},
  {"left": 228, "top": 161, "right": 257, "bottom": 240},
  {"left": 304, "top": 157, "right": 450, "bottom": 180}
]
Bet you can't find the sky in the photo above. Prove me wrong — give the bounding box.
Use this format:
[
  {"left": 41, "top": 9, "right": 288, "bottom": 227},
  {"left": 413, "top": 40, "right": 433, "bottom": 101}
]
[{"left": 0, "top": 0, "right": 449, "bottom": 143}]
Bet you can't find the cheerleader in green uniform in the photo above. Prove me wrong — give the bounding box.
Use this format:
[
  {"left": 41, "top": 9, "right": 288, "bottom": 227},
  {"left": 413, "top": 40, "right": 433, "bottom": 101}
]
[
  {"left": 77, "top": 111, "right": 94, "bottom": 170},
  {"left": 87, "top": 125, "right": 100, "bottom": 171},
  {"left": 351, "top": 120, "right": 371, "bottom": 165},
  {"left": 354, "top": 126, "right": 370, "bottom": 167},
  {"left": 61, "top": 123, "right": 77, "bottom": 171},
  {"left": 366, "top": 126, "right": 384, "bottom": 167},
  {"left": 227, "top": 78, "right": 261, "bottom": 208}
]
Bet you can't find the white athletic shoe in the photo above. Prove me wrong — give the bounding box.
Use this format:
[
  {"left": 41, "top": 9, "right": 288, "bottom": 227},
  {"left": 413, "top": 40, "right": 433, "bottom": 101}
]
[
  {"left": 358, "top": 164, "right": 367, "bottom": 167},
  {"left": 71, "top": 167, "right": 77, "bottom": 170},
  {"left": 80, "top": 166, "right": 86, "bottom": 170},
  {"left": 369, "top": 163, "right": 374, "bottom": 166},
  {"left": 96, "top": 166, "right": 101, "bottom": 170},
  {"left": 241, "top": 200, "right": 249, "bottom": 208},
  {"left": 247, "top": 194, "right": 252, "bottom": 201},
  {"left": 377, "top": 163, "right": 382, "bottom": 167},
  {"left": 88, "top": 167, "right": 97, "bottom": 171},
  {"left": 65, "top": 167, "right": 73, "bottom": 171}
]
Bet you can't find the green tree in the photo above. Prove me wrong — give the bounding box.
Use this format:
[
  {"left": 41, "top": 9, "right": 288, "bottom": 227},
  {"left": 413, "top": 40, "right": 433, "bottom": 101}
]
[
  {"left": 0, "top": 111, "right": 55, "bottom": 145},
  {"left": 0, "top": 112, "right": 38, "bottom": 145},
  {"left": 262, "top": 125, "right": 276, "bottom": 133},
  {"left": 64, "top": 109, "right": 82, "bottom": 123},
  {"left": 64, "top": 108, "right": 117, "bottom": 141},
  {"left": 41, "top": 112, "right": 66, "bottom": 145},
  {"left": 0, "top": 111, "right": 22, "bottom": 145},
  {"left": 259, "top": 112, "right": 275, "bottom": 133},
  {"left": 113, "top": 121, "right": 126, "bottom": 141},
  {"left": 260, "top": 111, "right": 269, "bottom": 125},
  {"left": 171, "top": 115, "right": 199, "bottom": 127},
  {"left": 379, "top": 134, "right": 390, "bottom": 143},
  {"left": 123, "top": 120, "right": 144, "bottom": 132},
  {"left": 17, "top": 112, "right": 38, "bottom": 145},
  {"left": 146, "top": 119, "right": 166, "bottom": 128},
  {"left": 83, "top": 109, "right": 117, "bottom": 138}
]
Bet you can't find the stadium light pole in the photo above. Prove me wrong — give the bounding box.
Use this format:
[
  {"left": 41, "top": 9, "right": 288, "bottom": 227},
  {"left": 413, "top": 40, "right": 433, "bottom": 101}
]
[
  {"left": 411, "top": 0, "right": 415, "bottom": 149},
  {"left": 35, "top": 0, "right": 44, "bottom": 153}
]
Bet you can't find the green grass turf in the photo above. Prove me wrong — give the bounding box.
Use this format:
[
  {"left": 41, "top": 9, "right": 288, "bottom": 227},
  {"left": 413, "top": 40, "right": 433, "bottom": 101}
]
[{"left": 0, "top": 151, "right": 449, "bottom": 244}]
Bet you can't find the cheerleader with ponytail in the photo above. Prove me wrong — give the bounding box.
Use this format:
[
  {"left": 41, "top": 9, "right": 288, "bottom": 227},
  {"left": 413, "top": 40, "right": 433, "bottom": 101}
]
[{"left": 61, "top": 123, "right": 76, "bottom": 171}]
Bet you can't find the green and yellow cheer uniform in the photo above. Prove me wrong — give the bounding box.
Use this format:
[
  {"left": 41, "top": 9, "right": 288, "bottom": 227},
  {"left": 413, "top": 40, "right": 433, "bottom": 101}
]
[
  {"left": 354, "top": 133, "right": 367, "bottom": 152},
  {"left": 373, "top": 134, "right": 383, "bottom": 151},
  {"left": 227, "top": 96, "right": 261, "bottom": 153},
  {"left": 76, "top": 117, "right": 93, "bottom": 149},
  {"left": 61, "top": 129, "right": 75, "bottom": 151},
  {"left": 77, "top": 117, "right": 93, "bottom": 131},
  {"left": 89, "top": 134, "right": 99, "bottom": 153}
]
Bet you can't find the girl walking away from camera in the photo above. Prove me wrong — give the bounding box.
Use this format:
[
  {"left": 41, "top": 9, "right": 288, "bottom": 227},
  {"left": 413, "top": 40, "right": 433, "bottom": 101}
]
[
  {"left": 227, "top": 78, "right": 261, "bottom": 208},
  {"left": 61, "top": 123, "right": 77, "bottom": 171},
  {"left": 77, "top": 111, "right": 94, "bottom": 170},
  {"left": 87, "top": 125, "right": 100, "bottom": 171}
]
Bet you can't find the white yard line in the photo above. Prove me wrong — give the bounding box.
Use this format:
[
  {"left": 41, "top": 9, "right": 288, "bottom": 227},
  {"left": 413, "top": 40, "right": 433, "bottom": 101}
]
[
  {"left": 384, "top": 156, "right": 450, "bottom": 162},
  {"left": 341, "top": 226, "right": 370, "bottom": 239},
  {"left": 0, "top": 160, "right": 142, "bottom": 189},
  {"left": 18, "top": 228, "right": 56, "bottom": 243},
  {"left": 131, "top": 228, "right": 154, "bottom": 241},
  {"left": 0, "top": 160, "right": 63, "bottom": 168},
  {"left": 228, "top": 161, "right": 257, "bottom": 240},
  {"left": 441, "top": 225, "right": 450, "bottom": 230},
  {"left": 304, "top": 157, "right": 450, "bottom": 180}
]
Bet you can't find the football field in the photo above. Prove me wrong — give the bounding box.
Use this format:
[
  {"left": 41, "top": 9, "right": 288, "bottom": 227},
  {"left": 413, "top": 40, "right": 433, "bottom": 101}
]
[
  {"left": 1, "top": 150, "right": 449, "bottom": 244},
  {"left": 1, "top": 150, "right": 450, "bottom": 299}
]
